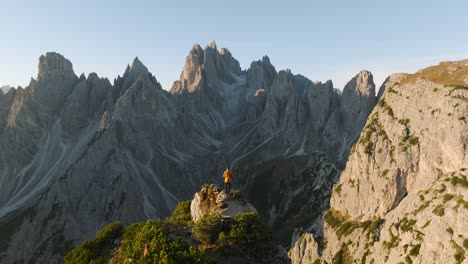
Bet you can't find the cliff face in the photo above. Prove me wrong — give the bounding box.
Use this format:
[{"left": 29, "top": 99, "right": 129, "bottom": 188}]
[{"left": 290, "top": 60, "right": 468, "bottom": 264}]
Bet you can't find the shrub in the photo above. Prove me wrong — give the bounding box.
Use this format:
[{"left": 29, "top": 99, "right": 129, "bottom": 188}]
[
  {"left": 381, "top": 169, "right": 389, "bottom": 178},
  {"left": 96, "top": 221, "right": 123, "bottom": 241},
  {"left": 443, "top": 194, "right": 455, "bottom": 203},
  {"left": 432, "top": 205, "right": 445, "bottom": 216},
  {"left": 325, "top": 209, "right": 346, "bottom": 229},
  {"left": 168, "top": 200, "right": 193, "bottom": 228},
  {"left": 117, "top": 220, "right": 211, "bottom": 263},
  {"left": 383, "top": 230, "right": 401, "bottom": 249},
  {"left": 408, "top": 136, "right": 419, "bottom": 145},
  {"left": 64, "top": 221, "right": 123, "bottom": 264},
  {"left": 422, "top": 220, "right": 431, "bottom": 228},
  {"left": 332, "top": 243, "right": 353, "bottom": 264},
  {"left": 364, "top": 142, "right": 374, "bottom": 155},
  {"left": 192, "top": 214, "right": 223, "bottom": 245},
  {"left": 398, "top": 119, "right": 410, "bottom": 125},
  {"left": 399, "top": 217, "right": 416, "bottom": 232},
  {"left": 227, "top": 212, "right": 267, "bottom": 245},
  {"left": 450, "top": 175, "right": 468, "bottom": 188},
  {"left": 335, "top": 184, "right": 343, "bottom": 194},
  {"left": 409, "top": 244, "right": 421, "bottom": 256},
  {"left": 446, "top": 227, "right": 454, "bottom": 235},
  {"left": 451, "top": 240, "right": 465, "bottom": 264}
]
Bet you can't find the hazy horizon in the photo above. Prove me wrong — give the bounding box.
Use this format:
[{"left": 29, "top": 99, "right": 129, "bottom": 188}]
[{"left": 1, "top": 0, "right": 467, "bottom": 91}]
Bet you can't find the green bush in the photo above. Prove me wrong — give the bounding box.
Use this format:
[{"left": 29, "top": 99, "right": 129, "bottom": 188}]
[
  {"left": 168, "top": 200, "right": 193, "bottom": 227},
  {"left": 443, "top": 194, "right": 455, "bottom": 203},
  {"left": 450, "top": 175, "right": 468, "bottom": 188},
  {"left": 399, "top": 217, "right": 416, "bottom": 232},
  {"left": 192, "top": 214, "right": 223, "bottom": 245},
  {"left": 64, "top": 221, "right": 123, "bottom": 264},
  {"left": 432, "top": 205, "right": 445, "bottom": 216},
  {"left": 226, "top": 212, "right": 267, "bottom": 245},
  {"left": 117, "top": 220, "right": 211, "bottom": 264},
  {"left": 409, "top": 244, "right": 421, "bottom": 256},
  {"left": 446, "top": 227, "right": 454, "bottom": 235},
  {"left": 96, "top": 221, "right": 123, "bottom": 241},
  {"left": 408, "top": 136, "right": 419, "bottom": 145},
  {"left": 381, "top": 169, "right": 389, "bottom": 178}
]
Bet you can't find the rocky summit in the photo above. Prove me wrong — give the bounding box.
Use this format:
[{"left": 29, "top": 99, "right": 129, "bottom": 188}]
[
  {"left": 190, "top": 184, "right": 257, "bottom": 222},
  {"left": 0, "top": 42, "right": 466, "bottom": 264}
]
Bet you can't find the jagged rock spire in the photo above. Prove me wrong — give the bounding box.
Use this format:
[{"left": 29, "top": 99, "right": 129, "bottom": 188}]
[
  {"left": 37, "top": 52, "right": 75, "bottom": 80},
  {"left": 340, "top": 70, "right": 377, "bottom": 135},
  {"left": 170, "top": 41, "right": 241, "bottom": 93}
]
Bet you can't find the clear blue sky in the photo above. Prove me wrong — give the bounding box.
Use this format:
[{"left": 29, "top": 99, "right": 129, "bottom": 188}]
[{"left": 1, "top": 0, "right": 467, "bottom": 90}]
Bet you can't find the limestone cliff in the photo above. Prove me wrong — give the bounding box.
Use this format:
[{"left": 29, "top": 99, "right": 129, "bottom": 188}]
[{"left": 289, "top": 60, "right": 468, "bottom": 264}]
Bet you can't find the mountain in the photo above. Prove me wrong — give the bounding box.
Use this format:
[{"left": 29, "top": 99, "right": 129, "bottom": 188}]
[
  {"left": 289, "top": 60, "right": 468, "bottom": 263},
  {"left": 0, "top": 85, "right": 12, "bottom": 94},
  {"left": 0, "top": 42, "right": 377, "bottom": 263}
]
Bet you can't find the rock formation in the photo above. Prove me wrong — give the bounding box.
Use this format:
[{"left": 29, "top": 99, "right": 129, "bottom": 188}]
[
  {"left": 289, "top": 59, "right": 468, "bottom": 264},
  {"left": 190, "top": 184, "right": 257, "bottom": 222}
]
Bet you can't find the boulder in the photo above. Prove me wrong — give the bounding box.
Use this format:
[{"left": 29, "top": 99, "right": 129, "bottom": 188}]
[{"left": 190, "top": 184, "right": 257, "bottom": 222}]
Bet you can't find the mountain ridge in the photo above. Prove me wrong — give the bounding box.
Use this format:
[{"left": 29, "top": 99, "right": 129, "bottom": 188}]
[{"left": 0, "top": 41, "right": 433, "bottom": 263}]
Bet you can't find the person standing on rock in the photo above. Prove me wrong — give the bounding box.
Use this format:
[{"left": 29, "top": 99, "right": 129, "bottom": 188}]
[{"left": 223, "top": 166, "right": 233, "bottom": 195}]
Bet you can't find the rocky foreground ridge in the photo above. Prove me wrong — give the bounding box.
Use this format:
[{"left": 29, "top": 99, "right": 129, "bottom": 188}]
[
  {"left": 0, "top": 42, "right": 377, "bottom": 263},
  {"left": 65, "top": 185, "right": 290, "bottom": 264},
  {"left": 289, "top": 60, "right": 468, "bottom": 263}
]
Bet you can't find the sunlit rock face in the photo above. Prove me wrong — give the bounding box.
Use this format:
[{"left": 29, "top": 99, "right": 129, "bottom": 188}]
[{"left": 289, "top": 59, "right": 468, "bottom": 264}]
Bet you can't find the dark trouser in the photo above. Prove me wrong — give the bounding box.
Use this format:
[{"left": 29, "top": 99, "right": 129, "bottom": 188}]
[{"left": 225, "top": 182, "right": 231, "bottom": 195}]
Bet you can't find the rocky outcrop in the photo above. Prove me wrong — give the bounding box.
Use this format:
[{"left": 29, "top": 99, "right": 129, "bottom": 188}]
[
  {"left": 289, "top": 60, "right": 468, "bottom": 264},
  {"left": 190, "top": 184, "right": 257, "bottom": 222}
]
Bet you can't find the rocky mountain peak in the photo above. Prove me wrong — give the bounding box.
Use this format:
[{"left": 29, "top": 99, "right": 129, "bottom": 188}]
[
  {"left": 209, "top": 40, "right": 217, "bottom": 49},
  {"left": 37, "top": 52, "right": 75, "bottom": 80},
  {"left": 176, "top": 44, "right": 205, "bottom": 92},
  {"left": 247, "top": 55, "right": 277, "bottom": 90},
  {"left": 340, "top": 70, "right": 377, "bottom": 136},
  {"left": 0, "top": 85, "right": 12, "bottom": 94},
  {"left": 171, "top": 42, "right": 241, "bottom": 93},
  {"left": 130, "top": 56, "right": 148, "bottom": 74},
  {"left": 343, "top": 70, "right": 375, "bottom": 96}
]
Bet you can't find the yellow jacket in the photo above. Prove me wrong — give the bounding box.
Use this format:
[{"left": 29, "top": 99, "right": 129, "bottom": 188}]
[{"left": 223, "top": 168, "right": 233, "bottom": 183}]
